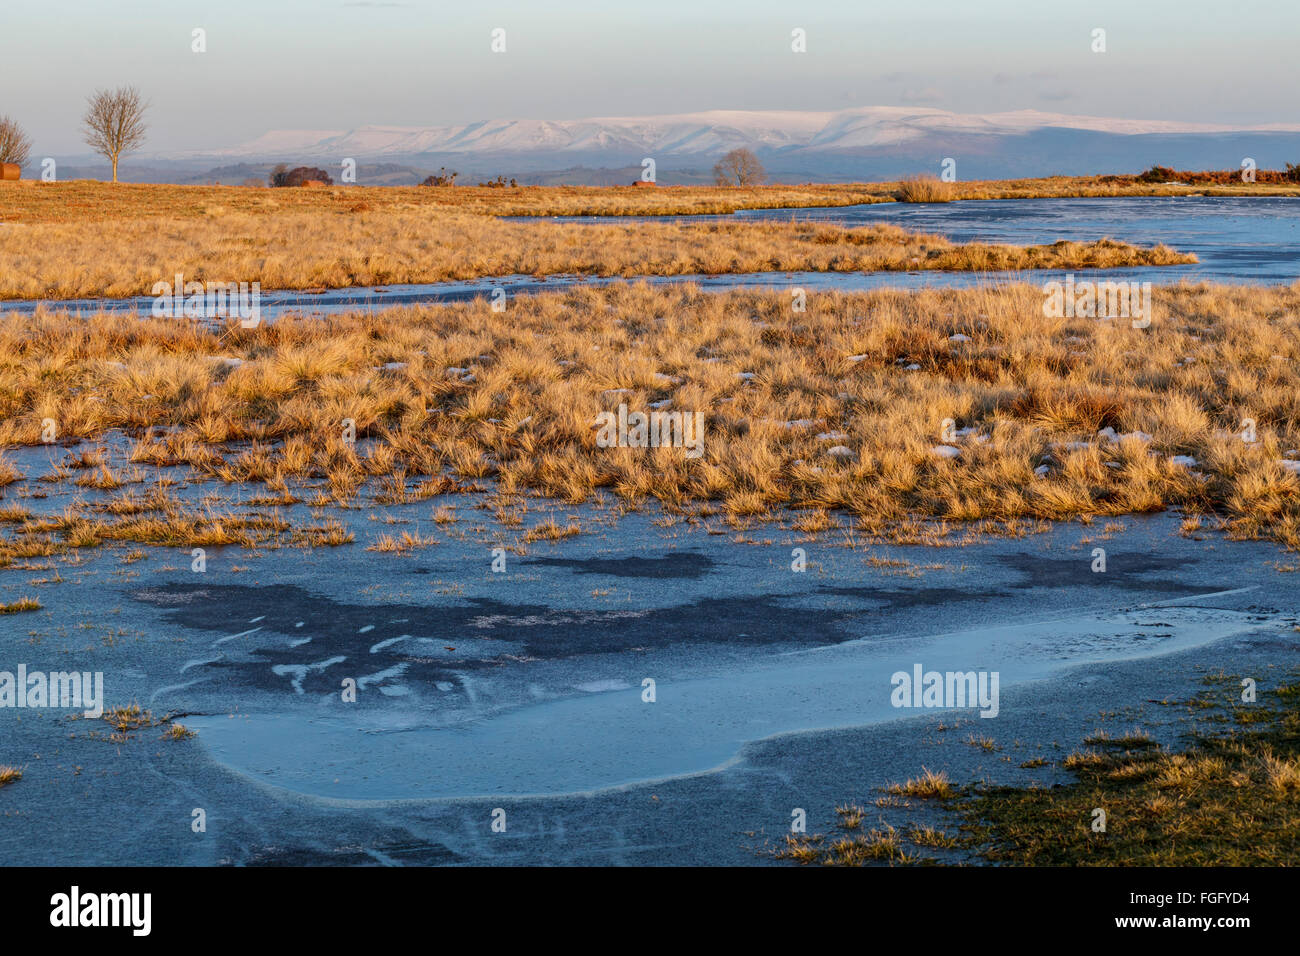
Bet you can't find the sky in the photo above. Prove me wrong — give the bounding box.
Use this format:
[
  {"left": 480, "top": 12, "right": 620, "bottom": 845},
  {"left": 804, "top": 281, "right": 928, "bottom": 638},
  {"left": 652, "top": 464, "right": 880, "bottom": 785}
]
[{"left": 4, "top": 0, "right": 1299, "bottom": 155}]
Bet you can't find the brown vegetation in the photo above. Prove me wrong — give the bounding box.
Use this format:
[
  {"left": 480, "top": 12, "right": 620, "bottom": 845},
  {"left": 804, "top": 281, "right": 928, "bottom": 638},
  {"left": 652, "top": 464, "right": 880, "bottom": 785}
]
[
  {"left": 1, "top": 281, "right": 1299, "bottom": 555},
  {"left": 897, "top": 175, "right": 953, "bottom": 203},
  {"left": 0, "top": 196, "right": 1192, "bottom": 299}
]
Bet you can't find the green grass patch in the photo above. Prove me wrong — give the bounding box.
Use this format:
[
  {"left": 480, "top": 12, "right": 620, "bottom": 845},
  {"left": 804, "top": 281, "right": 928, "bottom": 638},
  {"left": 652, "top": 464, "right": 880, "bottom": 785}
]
[
  {"left": 956, "top": 675, "right": 1300, "bottom": 865},
  {"left": 779, "top": 674, "right": 1300, "bottom": 866}
]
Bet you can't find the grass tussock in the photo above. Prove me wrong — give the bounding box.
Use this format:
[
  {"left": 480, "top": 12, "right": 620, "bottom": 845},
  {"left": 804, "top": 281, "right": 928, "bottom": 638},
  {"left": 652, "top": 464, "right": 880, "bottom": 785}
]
[
  {"left": 777, "top": 808, "right": 961, "bottom": 865},
  {"left": 897, "top": 175, "right": 953, "bottom": 203},
  {"left": 521, "top": 518, "right": 583, "bottom": 543},
  {"left": 0, "top": 597, "right": 41, "bottom": 614},
  {"left": 778, "top": 823, "right": 924, "bottom": 865},
  {"left": 885, "top": 768, "right": 956, "bottom": 799},
  {"left": 0, "top": 766, "right": 21, "bottom": 788},
  {"left": 366, "top": 530, "right": 437, "bottom": 553},
  {"left": 102, "top": 703, "right": 156, "bottom": 734}
]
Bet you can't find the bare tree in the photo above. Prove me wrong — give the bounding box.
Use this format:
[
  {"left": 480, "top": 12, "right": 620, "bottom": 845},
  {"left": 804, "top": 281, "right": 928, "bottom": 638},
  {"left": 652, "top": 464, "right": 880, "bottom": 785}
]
[
  {"left": 82, "top": 86, "right": 149, "bottom": 182},
  {"left": 0, "top": 115, "right": 32, "bottom": 168},
  {"left": 713, "top": 148, "right": 765, "bottom": 186}
]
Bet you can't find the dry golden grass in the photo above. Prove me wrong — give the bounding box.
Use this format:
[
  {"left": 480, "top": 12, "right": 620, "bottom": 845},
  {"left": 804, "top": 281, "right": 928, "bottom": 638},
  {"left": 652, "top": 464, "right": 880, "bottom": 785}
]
[
  {"left": 0, "top": 199, "right": 1191, "bottom": 299},
  {"left": 1, "top": 280, "right": 1299, "bottom": 552},
  {"left": 0, "top": 766, "right": 21, "bottom": 788},
  {"left": 885, "top": 768, "right": 957, "bottom": 799},
  {"left": 0, "top": 179, "right": 898, "bottom": 224},
  {"left": 521, "top": 518, "right": 583, "bottom": 542},
  {"left": 775, "top": 810, "right": 960, "bottom": 865},
  {"left": 366, "top": 529, "right": 437, "bottom": 553},
  {"left": 0, "top": 480, "right": 313, "bottom": 567},
  {"left": 897, "top": 175, "right": 954, "bottom": 203},
  {"left": 102, "top": 703, "right": 155, "bottom": 733},
  {"left": 778, "top": 824, "right": 923, "bottom": 865},
  {"left": 2, "top": 176, "right": 1297, "bottom": 226},
  {"left": 0, "top": 596, "right": 41, "bottom": 613}
]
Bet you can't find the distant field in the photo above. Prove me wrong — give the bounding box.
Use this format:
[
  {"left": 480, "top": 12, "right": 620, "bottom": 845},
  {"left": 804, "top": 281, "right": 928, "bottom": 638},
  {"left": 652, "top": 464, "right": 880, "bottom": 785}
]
[
  {"left": 1, "top": 174, "right": 1298, "bottom": 224},
  {"left": 0, "top": 180, "right": 1195, "bottom": 299}
]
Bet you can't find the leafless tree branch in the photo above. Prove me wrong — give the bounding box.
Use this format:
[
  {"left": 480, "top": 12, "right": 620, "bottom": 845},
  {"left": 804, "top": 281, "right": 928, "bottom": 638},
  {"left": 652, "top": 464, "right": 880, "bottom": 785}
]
[
  {"left": 82, "top": 86, "right": 149, "bottom": 182},
  {"left": 0, "top": 115, "right": 32, "bottom": 168}
]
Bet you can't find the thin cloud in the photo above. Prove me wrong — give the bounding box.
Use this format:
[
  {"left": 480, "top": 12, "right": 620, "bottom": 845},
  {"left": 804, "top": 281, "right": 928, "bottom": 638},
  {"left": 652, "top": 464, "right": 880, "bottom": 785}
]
[{"left": 899, "top": 87, "right": 944, "bottom": 104}]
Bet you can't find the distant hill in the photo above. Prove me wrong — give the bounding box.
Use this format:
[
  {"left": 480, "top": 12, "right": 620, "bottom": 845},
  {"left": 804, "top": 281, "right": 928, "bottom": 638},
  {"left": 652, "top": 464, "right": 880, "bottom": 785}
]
[{"left": 50, "top": 106, "right": 1300, "bottom": 185}]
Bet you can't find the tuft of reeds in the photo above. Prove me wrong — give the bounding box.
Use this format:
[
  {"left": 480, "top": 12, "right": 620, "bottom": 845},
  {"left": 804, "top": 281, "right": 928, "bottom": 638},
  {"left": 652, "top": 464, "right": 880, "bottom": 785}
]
[{"left": 897, "top": 175, "right": 953, "bottom": 203}]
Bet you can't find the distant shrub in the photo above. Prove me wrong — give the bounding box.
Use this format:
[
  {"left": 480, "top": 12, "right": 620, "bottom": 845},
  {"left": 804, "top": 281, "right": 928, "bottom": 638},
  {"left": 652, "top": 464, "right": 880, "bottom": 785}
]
[
  {"left": 712, "top": 148, "right": 765, "bottom": 186},
  {"left": 896, "top": 175, "right": 952, "bottom": 202},
  {"left": 1136, "top": 165, "right": 1180, "bottom": 183},
  {"left": 479, "top": 174, "right": 517, "bottom": 188},
  {"left": 269, "top": 164, "right": 333, "bottom": 187},
  {"left": 421, "top": 167, "right": 458, "bottom": 186},
  {"left": 1136, "top": 164, "right": 1300, "bottom": 185}
]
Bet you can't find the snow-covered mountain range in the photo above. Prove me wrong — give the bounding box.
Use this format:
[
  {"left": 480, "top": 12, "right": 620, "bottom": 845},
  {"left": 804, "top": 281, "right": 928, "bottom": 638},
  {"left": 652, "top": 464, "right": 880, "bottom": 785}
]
[
  {"left": 187, "top": 106, "right": 1300, "bottom": 162},
  {"left": 106, "top": 106, "right": 1300, "bottom": 184}
]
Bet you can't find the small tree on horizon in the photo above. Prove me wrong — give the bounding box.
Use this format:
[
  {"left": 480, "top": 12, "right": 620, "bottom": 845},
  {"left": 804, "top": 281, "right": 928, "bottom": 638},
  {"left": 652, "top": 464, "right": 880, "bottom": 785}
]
[
  {"left": 713, "top": 148, "right": 765, "bottom": 186},
  {"left": 82, "top": 86, "right": 149, "bottom": 183},
  {"left": 0, "top": 115, "right": 32, "bottom": 169},
  {"left": 422, "top": 167, "right": 458, "bottom": 186}
]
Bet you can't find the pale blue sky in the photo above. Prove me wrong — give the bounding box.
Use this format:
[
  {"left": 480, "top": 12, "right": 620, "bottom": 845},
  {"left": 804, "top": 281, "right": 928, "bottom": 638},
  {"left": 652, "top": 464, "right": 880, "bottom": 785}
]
[{"left": 4, "top": 0, "right": 1297, "bottom": 154}]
